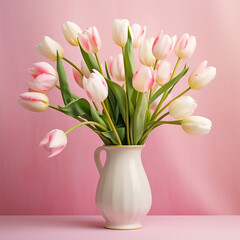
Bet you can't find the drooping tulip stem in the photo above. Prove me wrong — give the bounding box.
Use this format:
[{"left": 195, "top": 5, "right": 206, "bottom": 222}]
[
  {"left": 151, "top": 57, "right": 181, "bottom": 121},
  {"left": 95, "top": 53, "right": 104, "bottom": 76},
  {"left": 101, "top": 102, "right": 122, "bottom": 145},
  {"left": 65, "top": 121, "right": 108, "bottom": 135},
  {"left": 62, "top": 57, "right": 84, "bottom": 76}
]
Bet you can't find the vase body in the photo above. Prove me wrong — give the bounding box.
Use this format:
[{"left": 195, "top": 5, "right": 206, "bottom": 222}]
[{"left": 94, "top": 145, "right": 152, "bottom": 230}]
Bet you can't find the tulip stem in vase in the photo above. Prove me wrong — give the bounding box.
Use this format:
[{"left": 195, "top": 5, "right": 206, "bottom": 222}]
[
  {"left": 101, "top": 101, "right": 122, "bottom": 145},
  {"left": 62, "top": 57, "right": 84, "bottom": 76},
  {"left": 65, "top": 121, "right": 108, "bottom": 135},
  {"left": 151, "top": 57, "right": 181, "bottom": 121},
  {"left": 149, "top": 60, "right": 159, "bottom": 101}
]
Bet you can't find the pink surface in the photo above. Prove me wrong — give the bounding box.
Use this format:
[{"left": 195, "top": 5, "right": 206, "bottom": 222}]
[
  {"left": 1, "top": 0, "right": 240, "bottom": 215},
  {"left": 0, "top": 216, "right": 240, "bottom": 240}
]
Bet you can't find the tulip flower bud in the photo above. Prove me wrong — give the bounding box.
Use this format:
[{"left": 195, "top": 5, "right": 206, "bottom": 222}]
[
  {"left": 108, "top": 54, "right": 125, "bottom": 82},
  {"left": 72, "top": 61, "right": 90, "bottom": 89},
  {"left": 18, "top": 92, "right": 49, "bottom": 112},
  {"left": 181, "top": 116, "right": 212, "bottom": 135},
  {"left": 169, "top": 96, "right": 197, "bottom": 120},
  {"left": 78, "top": 26, "right": 101, "bottom": 54},
  {"left": 39, "top": 129, "right": 67, "bottom": 158},
  {"left": 83, "top": 69, "right": 108, "bottom": 102},
  {"left": 112, "top": 19, "right": 130, "bottom": 47},
  {"left": 27, "top": 62, "right": 57, "bottom": 92},
  {"left": 139, "top": 37, "right": 156, "bottom": 67},
  {"left": 152, "top": 31, "right": 177, "bottom": 60},
  {"left": 35, "top": 36, "right": 64, "bottom": 61},
  {"left": 62, "top": 21, "right": 82, "bottom": 46},
  {"left": 130, "top": 23, "right": 146, "bottom": 48},
  {"left": 156, "top": 60, "right": 171, "bottom": 86},
  {"left": 188, "top": 60, "right": 216, "bottom": 90},
  {"left": 175, "top": 33, "right": 196, "bottom": 59},
  {"left": 132, "top": 66, "right": 155, "bottom": 92}
]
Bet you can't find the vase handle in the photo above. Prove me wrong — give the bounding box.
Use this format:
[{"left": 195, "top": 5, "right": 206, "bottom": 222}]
[{"left": 94, "top": 146, "right": 105, "bottom": 174}]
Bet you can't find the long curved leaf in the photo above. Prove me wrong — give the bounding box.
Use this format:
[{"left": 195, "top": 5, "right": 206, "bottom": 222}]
[
  {"left": 56, "top": 52, "right": 73, "bottom": 105},
  {"left": 149, "top": 66, "right": 189, "bottom": 105}
]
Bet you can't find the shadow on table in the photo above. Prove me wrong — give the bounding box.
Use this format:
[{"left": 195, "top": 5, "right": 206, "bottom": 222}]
[{"left": 1, "top": 216, "right": 105, "bottom": 230}]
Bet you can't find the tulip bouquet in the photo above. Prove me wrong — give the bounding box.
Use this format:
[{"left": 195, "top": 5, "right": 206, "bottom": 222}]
[{"left": 18, "top": 19, "right": 216, "bottom": 158}]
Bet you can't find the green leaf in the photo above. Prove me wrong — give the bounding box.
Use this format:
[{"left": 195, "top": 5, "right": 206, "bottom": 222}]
[
  {"left": 122, "top": 27, "right": 138, "bottom": 116},
  {"left": 59, "top": 98, "right": 92, "bottom": 119},
  {"left": 90, "top": 107, "right": 108, "bottom": 129},
  {"left": 79, "top": 44, "right": 100, "bottom": 73},
  {"left": 133, "top": 93, "right": 148, "bottom": 144},
  {"left": 106, "top": 79, "right": 126, "bottom": 124},
  {"left": 149, "top": 66, "right": 189, "bottom": 105},
  {"left": 102, "top": 127, "right": 126, "bottom": 145},
  {"left": 56, "top": 52, "right": 73, "bottom": 105}
]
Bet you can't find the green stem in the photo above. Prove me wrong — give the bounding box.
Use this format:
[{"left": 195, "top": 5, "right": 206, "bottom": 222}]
[
  {"left": 65, "top": 121, "right": 107, "bottom": 135},
  {"left": 93, "top": 102, "right": 100, "bottom": 112},
  {"left": 63, "top": 57, "right": 84, "bottom": 76},
  {"left": 149, "top": 60, "right": 159, "bottom": 101},
  {"left": 95, "top": 53, "right": 104, "bottom": 76},
  {"left": 151, "top": 57, "right": 181, "bottom": 121},
  {"left": 139, "top": 112, "right": 169, "bottom": 144},
  {"left": 56, "top": 84, "right": 61, "bottom": 90},
  {"left": 49, "top": 104, "right": 60, "bottom": 111},
  {"left": 122, "top": 47, "right": 131, "bottom": 145},
  {"left": 125, "top": 94, "right": 131, "bottom": 145},
  {"left": 153, "top": 59, "right": 159, "bottom": 70},
  {"left": 102, "top": 102, "right": 122, "bottom": 145},
  {"left": 153, "top": 87, "right": 191, "bottom": 120}
]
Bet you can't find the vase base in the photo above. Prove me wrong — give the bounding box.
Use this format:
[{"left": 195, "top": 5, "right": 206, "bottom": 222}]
[{"left": 104, "top": 223, "right": 142, "bottom": 230}]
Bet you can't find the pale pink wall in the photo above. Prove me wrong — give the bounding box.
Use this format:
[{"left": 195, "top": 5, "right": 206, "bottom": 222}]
[{"left": 1, "top": 0, "right": 240, "bottom": 215}]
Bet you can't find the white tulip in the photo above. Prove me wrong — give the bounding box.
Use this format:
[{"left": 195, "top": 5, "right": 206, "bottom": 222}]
[
  {"left": 35, "top": 36, "right": 64, "bottom": 61},
  {"left": 112, "top": 19, "right": 130, "bottom": 47},
  {"left": 169, "top": 96, "right": 197, "bottom": 120},
  {"left": 62, "top": 21, "right": 82, "bottom": 46},
  {"left": 181, "top": 116, "right": 212, "bottom": 135}
]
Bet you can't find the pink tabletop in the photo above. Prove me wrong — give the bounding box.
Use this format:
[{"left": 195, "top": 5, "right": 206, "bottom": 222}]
[{"left": 0, "top": 215, "right": 239, "bottom": 240}]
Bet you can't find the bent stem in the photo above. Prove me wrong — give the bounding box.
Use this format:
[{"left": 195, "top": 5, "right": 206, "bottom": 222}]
[
  {"left": 151, "top": 57, "right": 181, "bottom": 121},
  {"left": 63, "top": 57, "right": 84, "bottom": 76},
  {"left": 102, "top": 101, "right": 122, "bottom": 145},
  {"left": 65, "top": 121, "right": 108, "bottom": 135},
  {"left": 139, "top": 117, "right": 181, "bottom": 145}
]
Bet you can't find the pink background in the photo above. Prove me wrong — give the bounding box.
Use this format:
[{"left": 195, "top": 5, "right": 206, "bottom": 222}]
[{"left": 1, "top": 0, "right": 240, "bottom": 215}]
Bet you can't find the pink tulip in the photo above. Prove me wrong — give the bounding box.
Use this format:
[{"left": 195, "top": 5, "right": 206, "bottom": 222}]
[
  {"left": 139, "top": 37, "right": 156, "bottom": 67},
  {"left": 152, "top": 31, "right": 177, "bottom": 60},
  {"left": 130, "top": 23, "right": 146, "bottom": 48},
  {"left": 132, "top": 66, "right": 155, "bottom": 92},
  {"left": 188, "top": 60, "right": 216, "bottom": 90},
  {"left": 73, "top": 61, "right": 90, "bottom": 89},
  {"left": 18, "top": 92, "right": 49, "bottom": 112},
  {"left": 175, "top": 33, "right": 196, "bottom": 59},
  {"left": 78, "top": 27, "right": 101, "bottom": 54},
  {"left": 156, "top": 60, "right": 171, "bottom": 86},
  {"left": 83, "top": 69, "right": 108, "bottom": 102},
  {"left": 108, "top": 54, "right": 125, "bottom": 82},
  {"left": 39, "top": 129, "right": 67, "bottom": 158},
  {"left": 27, "top": 62, "right": 57, "bottom": 92}
]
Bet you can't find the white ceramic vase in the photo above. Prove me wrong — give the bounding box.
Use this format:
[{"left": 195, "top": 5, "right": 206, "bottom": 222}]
[{"left": 94, "top": 145, "right": 152, "bottom": 230}]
